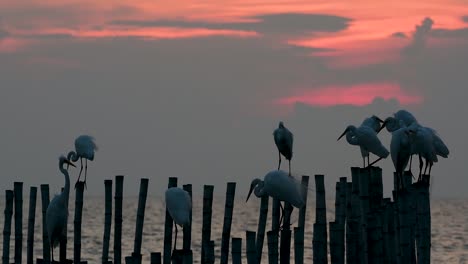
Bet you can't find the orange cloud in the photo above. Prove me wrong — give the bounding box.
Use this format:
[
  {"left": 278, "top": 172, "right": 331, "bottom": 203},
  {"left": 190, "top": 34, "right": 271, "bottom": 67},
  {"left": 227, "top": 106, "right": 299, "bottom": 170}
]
[{"left": 276, "top": 83, "right": 423, "bottom": 107}]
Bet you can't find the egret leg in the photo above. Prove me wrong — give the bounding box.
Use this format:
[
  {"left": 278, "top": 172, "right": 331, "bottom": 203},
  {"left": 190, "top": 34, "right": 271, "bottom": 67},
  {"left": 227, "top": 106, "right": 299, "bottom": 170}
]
[
  {"left": 418, "top": 155, "right": 423, "bottom": 181},
  {"left": 423, "top": 160, "right": 429, "bottom": 176},
  {"left": 409, "top": 155, "right": 413, "bottom": 172},
  {"left": 51, "top": 247, "right": 54, "bottom": 263},
  {"left": 363, "top": 157, "right": 365, "bottom": 168},
  {"left": 278, "top": 152, "right": 281, "bottom": 170},
  {"left": 367, "top": 156, "right": 370, "bottom": 167},
  {"left": 84, "top": 159, "right": 88, "bottom": 189},
  {"left": 288, "top": 159, "right": 291, "bottom": 176},
  {"left": 367, "top": 157, "right": 383, "bottom": 168},
  {"left": 75, "top": 157, "right": 84, "bottom": 188},
  {"left": 173, "top": 223, "right": 178, "bottom": 252},
  {"left": 428, "top": 162, "right": 433, "bottom": 176}
]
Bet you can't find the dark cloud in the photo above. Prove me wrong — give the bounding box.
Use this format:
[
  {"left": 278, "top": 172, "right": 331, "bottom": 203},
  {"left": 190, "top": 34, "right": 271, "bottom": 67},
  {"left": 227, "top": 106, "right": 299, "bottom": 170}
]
[
  {"left": 110, "top": 13, "right": 352, "bottom": 35},
  {"left": 462, "top": 15, "right": 468, "bottom": 23},
  {"left": 431, "top": 27, "right": 468, "bottom": 38},
  {"left": 402, "top": 17, "right": 434, "bottom": 56},
  {"left": 391, "top": 32, "right": 407, "bottom": 38}
]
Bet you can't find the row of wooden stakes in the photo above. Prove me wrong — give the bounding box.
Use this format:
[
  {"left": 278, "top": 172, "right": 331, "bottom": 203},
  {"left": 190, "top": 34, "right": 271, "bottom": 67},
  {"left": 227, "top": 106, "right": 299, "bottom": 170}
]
[{"left": 2, "top": 166, "right": 431, "bottom": 264}]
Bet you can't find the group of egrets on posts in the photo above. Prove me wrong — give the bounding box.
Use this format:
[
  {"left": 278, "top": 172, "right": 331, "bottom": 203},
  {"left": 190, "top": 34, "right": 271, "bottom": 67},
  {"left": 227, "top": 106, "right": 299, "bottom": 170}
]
[{"left": 46, "top": 109, "right": 449, "bottom": 261}]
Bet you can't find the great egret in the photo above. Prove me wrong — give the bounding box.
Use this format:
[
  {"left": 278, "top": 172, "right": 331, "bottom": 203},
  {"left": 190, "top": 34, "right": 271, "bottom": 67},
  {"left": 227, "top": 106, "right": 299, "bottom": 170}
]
[
  {"left": 273, "top": 122, "right": 293, "bottom": 175},
  {"left": 407, "top": 123, "right": 439, "bottom": 180},
  {"left": 67, "top": 135, "right": 98, "bottom": 187},
  {"left": 394, "top": 109, "right": 417, "bottom": 127},
  {"left": 165, "top": 187, "right": 191, "bottom": 253},
  {"left": 246, "top": 170, "right": 304, "bottom": 230},
  {"left": 338, "top": 124, "right": 389, "bottom": 168},
  {"left": 361, "top": 115, "right": 384, "bottom": 132},
  {"left": 46, "top": 155, "right": 76, "bottom": 262},
  {"left": 390, "top": 126, "right": 414, "bottom": 189}
]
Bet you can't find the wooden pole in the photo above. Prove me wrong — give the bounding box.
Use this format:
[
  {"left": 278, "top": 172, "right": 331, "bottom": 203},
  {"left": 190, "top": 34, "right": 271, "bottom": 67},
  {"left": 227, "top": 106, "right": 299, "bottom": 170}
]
[
  {"left": 231, "top": 237, "right": 242, "bottom": 264},
  {"left": 2, "top": 190, "right": 14, "bottom": 264},
  {"left": 102, "top": 180, "right": 113, "bottom": 264},
  {"left": 114, "top": 175, "right": 125, "bottom": 264},
  {"left": 246, "top": 231, "right": 257, "bottom": 264},
  {"left": 392, "top": 191, "right": 401, "bottom": 264},
  {"left": 74, "top": 181, "right": 85, "bottom": 263},
  {"left": 397, "top": 189, "right": 411, "bottom": 264},
  {"left": 382, "top": 199, "right": 396, "bottom": 264},
  {"left": 417, "top": 175, "right": 431, "bottom": 264},
  {"left": 163, "top": 177, "right": 178, "bottom": 264},
  {"left": 271, "top": 198, "right": 281, "bottom": 232},
  {"left": 329, "top": 221, "right": 340, "bottom": 264},
  {"left": 295, "top": 175, "right": 309, "bottom": 264},
  {"left": 40, "top": 184, "right": 51, "bottom": 263},
  {"left": 267, "top": 231, "right": 279, "bottom": 264},
  {"left": 313, "top": 174, "right": 327, "bottom": 264},
  {"left": 367, "top": 213, "right": 383, "bottom": 263},
  {"left": 279, "top": 202, "right": 292, "bottom": 264},
  {"left": 220, "top": 182, "right": 236, "bottom": 264},
  {"left": 182, "top": 184, "right": 192, "bottom": 253},
  {"left": 14, "top": 182, "right": 23, "bottom": 264},
  {"left": 26, "top": 187, "right": 37, "bottom": 264},
  {"left": 150, "top": 252, "right": 161, "bottom": 264},
  {"left": 256, "top": 195, "right": 269, "bottom": 264},
  {"left": 358, "top": 168, "right": 370, "bottom": 264},
  {"left": 201, "top": 185, "right": 214, "bottom": 264},
  {"left": 132, "top": 178, "right": 149, "bottom": 263},
  {"left": 345, "top": 181, "right": 358, "bottom": 264},
  {"left": 369, "top": 167, "right": 383, "bottom": 211},
  {"left": 205, "top": 241, "right": 215, "bottom": 264}
]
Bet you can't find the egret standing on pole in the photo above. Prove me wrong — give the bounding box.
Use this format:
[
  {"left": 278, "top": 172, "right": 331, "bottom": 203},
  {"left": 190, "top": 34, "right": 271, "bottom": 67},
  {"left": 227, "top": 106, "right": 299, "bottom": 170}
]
[
  {"left": 46, "top": 155, "right": 76, "bottom": 262},
  {"left": 165, "top": 187, "right": 191, "bottom": 253},
  {"left": 273, "top": 122, "right": 293, "bottom": 176},
  {"left": 67, "top": 135, "right": 98, "bottom": 188}
]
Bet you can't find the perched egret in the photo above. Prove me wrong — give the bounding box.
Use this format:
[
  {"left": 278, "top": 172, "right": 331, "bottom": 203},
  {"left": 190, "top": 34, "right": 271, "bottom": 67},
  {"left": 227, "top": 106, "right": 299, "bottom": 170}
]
[
  {"left": 46, "top": 155, "right": 76, "bottom": 262},
  {"left": 273, "top": 122, "right": 293, "bottom": 176},
  {"left": 361, "top": 115, "right": 385, "bottom": 132},
  {"left": 390, "top": 126, "right": 414, "bottom": 189},
  {"left": 338, "top": 124, "right": 389, "bottom": 167},
  {"left": 394, "top": 109, "right": 417, "bottom": 127},
  {"left": 407, "top": 123, "right": 439, "bottom": 180},
  {"left": 67, "top": 135, "right": 98, "bottom": 188},
  {"left": 165, "top": 187, "right": 191, "bottom": 253},
  {"left": 246, "top": 170, "right": 304, "bottom": 230}
]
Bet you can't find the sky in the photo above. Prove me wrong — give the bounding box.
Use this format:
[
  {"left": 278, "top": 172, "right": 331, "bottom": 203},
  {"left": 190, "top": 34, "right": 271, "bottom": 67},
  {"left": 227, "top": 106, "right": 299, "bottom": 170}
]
[{"left": 1, "top": 0, "right": 467, "bottom": 198}]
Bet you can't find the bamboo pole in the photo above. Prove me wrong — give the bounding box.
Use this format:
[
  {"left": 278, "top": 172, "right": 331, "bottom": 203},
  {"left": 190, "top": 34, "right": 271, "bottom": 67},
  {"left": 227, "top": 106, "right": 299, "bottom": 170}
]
[
  {"left": 201, "top": 185, "right": 214, "bottom": 264},
  {"left": 205, "top": 241, "right": 215, "bottom": 264},
  {"left": 132, "top": 178, "right": 149, "bottom": 263},
  {"left": 417, "top": 174, "right": 431, "bottom": 264},
  {"left": 2, "top": 190, "right": 14, "bottom": 264},
  {"left": 280, "top": 202, "right": 293, "bottom": 264},
  {"left": 369, "top": 167, "right": 383, "bottom": 211},
  {"left": 102, "top": 180, "right": 113, "bottom": 264},
  {"left": 294, "top": 175, "right": 309, "bottom": 264},
  {"left": 27, "top": 187, "right": 37, "bottom": 264},
  {"left": 271, "top": 198, "right": 281, "bottom": 232},
  {"left": 345, "top": 181, "right": 357, "bottom": 264},
  {"left": 231, "top": 237, "right": 242, "bottom": 264},
  {"left": 151, "top": 253, "right": 161, "bottom": 264},
  {"left": 392, "top": 191, "right": 401, "bottom": 264},
  {"left": 14, "top": 182, "right": 23, "bottom": 264},
  {"left": 267, "top": 231, "right": 278, "bottom": 264},
  {"left": 313, "top": 174, "right": 327, "bottom": 264},
  {"left": 220, "top": 182, "right": 236, "bottom": 264},
  {"left": 397, "top": 189, "right": 411, "bottom": 264},
  {"left": 367, "top": 213, "right": 383, "bottom": 263},
  {"left": 171, "top": 250, "right": 183, "bottom": 264},
  {"left": 382, "top": 198, "right": 395, "bottom": 264},
  {"left": 163, "top": 177, "right": 178, "bottom": 264},
  {"left": 182, "top": 184, "right": 192, "bottom": 253},
  {"left": 246, "top": 231, "right": 257, "bottom": 264},
  {"left": 74, "top": 181, "right": 85, "bottom": 263},
  {"left": 350, "top": 168, "right": 362, "bottom": 264},
  {"left": 114, "top": 175, "right": 125, "bottom": 264},
  {"left": 358, "top": 168, "right": 370, "bottom": 264},
  {"left": 59, "top": 186, "right": 67, "bottom": 263},
  {"left": 40, "top": 184, "right": 51, "bottom": 262},
  {"left": 256, "top": 195, "right": 269, "bottom": 264},
  {"left": 329, "top": 222, "right": 337, "bottom": 264}
]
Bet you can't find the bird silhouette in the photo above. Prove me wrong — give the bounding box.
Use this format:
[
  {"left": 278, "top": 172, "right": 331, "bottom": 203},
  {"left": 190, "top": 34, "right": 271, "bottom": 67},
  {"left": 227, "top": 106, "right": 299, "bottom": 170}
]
[
  {"left": 67, "top": 135, "right": 98, "bottom": 188},
  {"left": 46, "top": 155, "right": 76, "bottom": 262},
  {"left": 165, "top": 187, "right": 191, "bottom": 253},
  {"left": 389, "top": 126, "right": 414, "bottom": 189},
  {"left": 273, "top": 122, "right": 293, "bottom": 175},
  {"left": 338, "top": 124, "right": 389, "bottom": 168},
  {"left": 246, "top": 170, "right": 304, "bottom": 231}
]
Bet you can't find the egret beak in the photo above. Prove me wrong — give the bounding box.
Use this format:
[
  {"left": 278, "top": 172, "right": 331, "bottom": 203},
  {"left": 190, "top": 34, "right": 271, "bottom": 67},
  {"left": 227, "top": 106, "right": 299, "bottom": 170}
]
[
  {"left": 337, "top": 128, "right": 350, "bottom": 141},
  {"left": 65, "top": 159, "right": 76, "bottom": 167},
  {"left": 246, "top": 184, "right": 255, "bottom": 202},
  {"left": 377, "top": 121, "right": 388, "bottom": 133}
]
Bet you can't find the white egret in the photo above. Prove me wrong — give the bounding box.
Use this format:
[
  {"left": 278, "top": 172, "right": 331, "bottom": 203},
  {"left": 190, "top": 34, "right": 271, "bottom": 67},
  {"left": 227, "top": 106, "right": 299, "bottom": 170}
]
[
  {"left": 407, "top": 123, "right": 439, "bottom": 180},
  {"left": 389, "top": 126, "right": 414, "bottom": 189},
  {"left": 246, "top": 170, "right": 304, "bottom": 230},
  {"left": 67, "top": 135, "right": 98, "bottom": 187},
  {"left": 394, "top": 109, "right": 417, "bottom": 126},
  {"left": 46, "top": 155, "right": 76, "bottom": 262},
  {"left": 338, "top": 124, "right": 389, "bottom": 168},
  {"left": 361, "top": 115, "right": 384, "bottom": 132},
  {"left": 273, "top": 122, "right": 293, "bottom": 175},
  {"left": 165, "top": 187, "right": 191, "bottom": 252}
]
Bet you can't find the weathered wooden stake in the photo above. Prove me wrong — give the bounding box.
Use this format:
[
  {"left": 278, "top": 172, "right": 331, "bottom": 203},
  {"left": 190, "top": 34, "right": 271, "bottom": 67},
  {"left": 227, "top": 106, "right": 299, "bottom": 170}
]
[
  {"left": 201, "top": 185, "right": 214, "bottom": 264},
  {"left": 27, "top": 187, "right": 37, "bottom": 264},
  {"left": 132, "top": 178, "right": 149, "bottom": 263},
  {"left": 267, "top": 231, "right": 278, "bottom": 264},
  {"left": 114, "top": 175, "right": 125, "bottom": 264},
  {"left": 163, "top": 177, "right": 177, "bottom": 264},
  {"left": 74, "top": 182, "right": 85, "bottom": 263},
  {"left": 40, "top": 184, "right": 51, "bottom": 263},
  {"left": 367, "top": 213, "right": 383, "bottom": 263},
  {"left": 102, "top": 180, "right": 113, "bottom": 264},
  {"left": 246, "top": 231, "right": 257, "bottom": 264},
  {"left": 14, "top": 182, "right": 23, "bottom": 264},
  {"left": 256, "top": 195, "right": 269, "bottom": 264},
  {"left": 397, "top": 189, "right": 411, "bottom": 264},
  {"left": 279, "top": 202, "right": 293, "bottom": 264},
  {"left": 182, "top": 184, "right": 192, "bottom": 253},
  {"left": 417, "top": 175, "right": 431, "bottom": 264},
  {"left": 231, "top": 237, "right": 242, "bottom": 264},
  {"left": 220, "top": 182, "right": 236, "bottom": 264},
  {"left": 329, "top": 221, "right": 338, "bottom": 264},
  {"left": 150, "top": 252, "right": 161, "bottom": 264},
  {"left": 313, "top": 174, "right": 327, "bottom": 264},
  {"left": 345, "top": 181, "right": 358, "bottom": 264},
  {"left": 295, "top": 175, "right": 309, "bottom": 264},
  {"left": 59, "top": 186, "right": 68, "bottom": 263},
  {"left": 271, "top": 198, "right": 281, "bottom": 232},
  {"left": 205, "top": 241, "right": 215, "bottom": 264},
  {"left": 358, "top": 168, "right": 370, "bottom": 264},
  {"left": 2, "top": 190, "right": 14, "bottom": 264}
]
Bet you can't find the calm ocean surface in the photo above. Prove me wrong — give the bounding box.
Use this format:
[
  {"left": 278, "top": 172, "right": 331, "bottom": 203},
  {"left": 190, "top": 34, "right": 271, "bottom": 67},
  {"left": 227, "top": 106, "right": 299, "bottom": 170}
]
[{"left": 1, "top": 196, "right": 467, "bottom": 263}]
